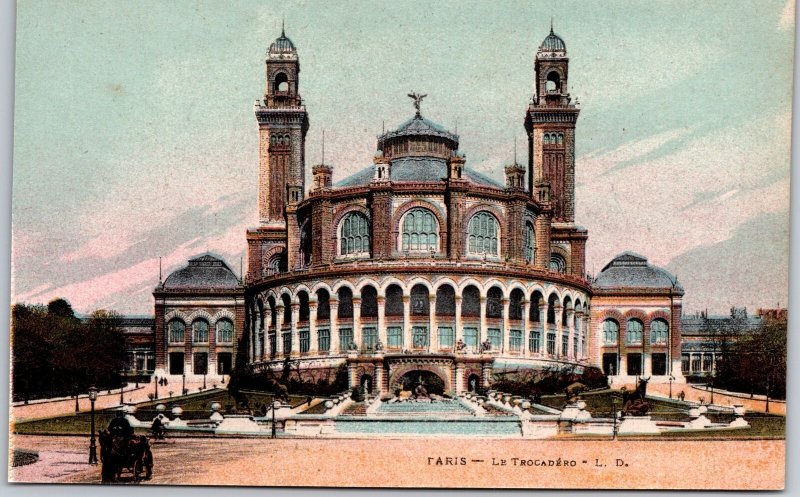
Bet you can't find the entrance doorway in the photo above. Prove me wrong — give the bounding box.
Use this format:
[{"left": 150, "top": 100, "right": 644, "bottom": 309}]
[
  {"left": 467, "top": 374, "right": 481, "bottom": 392},
  {"left": 397, "top": 370, "right": 446, "bottom": 397},
  {"left": 360, "top": 374, "right": 373, "bottom": 394}
]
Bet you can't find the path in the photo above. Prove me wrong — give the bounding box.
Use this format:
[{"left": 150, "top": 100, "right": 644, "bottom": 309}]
[{"left": 646, "top": 383, "right": 785, "bottom": 415}]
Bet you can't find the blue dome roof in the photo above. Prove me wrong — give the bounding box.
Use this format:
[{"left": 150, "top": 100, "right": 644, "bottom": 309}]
[
  {"left": 594, "top": 252, "right": 682, "bottom": 292},
  {"left": 335, "top": 157, "right": 502, "bottom": 188},
  {"left": 540, "top": 27, "right": 566, "bottom": 52},
  {"left": 268, "top": 29, "right": 296, "bottom": 56},
  {"left": 162, "top": 254, "right": 241, "bottom": 290}
]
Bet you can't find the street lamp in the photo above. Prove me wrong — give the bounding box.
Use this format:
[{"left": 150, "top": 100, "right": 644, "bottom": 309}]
[
  {"left": 668, "top": 375, "right": 675, "bottom": 399},
  {"left": 182, "top": 371, "right": 186, "bottom": 396},
  {"left": 88, "top": 385, "right": 98, "bottom": 465},
  {"left": 154, "top": 375, "right": 159, "bottom": 400}
]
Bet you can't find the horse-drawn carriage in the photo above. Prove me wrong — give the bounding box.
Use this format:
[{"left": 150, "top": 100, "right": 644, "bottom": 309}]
[{"left": 98, "top": 413, "right": 153, "bottom": 483}]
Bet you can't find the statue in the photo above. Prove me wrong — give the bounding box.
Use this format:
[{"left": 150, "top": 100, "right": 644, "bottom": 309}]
[
  {"left": 621, "top": 377, "right": 651, "bottom": 417},
  {"left": 456, "top": 339, "right": 466, "bottom": 351},
  {"left": 407, "top": 91, "right": 427, "bottom": 117},
  {"left": 481, "top": 339, "right": 492, "bottom": 352},
  {"left": 375, "top": 340, "right": 384, "bottom": 351}
]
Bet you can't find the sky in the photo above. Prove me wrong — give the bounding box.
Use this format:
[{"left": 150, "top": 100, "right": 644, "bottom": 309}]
[{"left": 10, "top": 0, "right": 795, "bottom": 316}]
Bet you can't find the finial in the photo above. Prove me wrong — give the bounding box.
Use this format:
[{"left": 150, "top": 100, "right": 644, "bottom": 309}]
[
  {"left": 322, "top": 130, "right": 325, "bottom": 165},
  {"left": 158, "top": 256, "right": 162, "bottom": 283},
  {"left": 550, "top": 17, "right": 554, "bottom": 34},
  {"left": 281, "top": 17, "right": 285, "bottom": 37},
  {"left": 407, "top": 91, "right": 427, "bottom": 117},
  {"left": 514, "top": 136, "right": 517, "bottom": 165}
]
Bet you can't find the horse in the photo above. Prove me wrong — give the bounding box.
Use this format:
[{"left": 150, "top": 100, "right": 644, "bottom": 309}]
[{"left": 99, "top": 430, "right": 153, "bottom": 483}]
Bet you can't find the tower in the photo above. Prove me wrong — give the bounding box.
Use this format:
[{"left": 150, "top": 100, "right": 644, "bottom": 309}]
[
  {"left": 247, "top": 27, "right": 310, "bottom": 281},
  {"left": 524, "top": 25, "right": 579, "bottom": 223},
  {"left": 255, "top": 26, "right": 310, "bottom": 226}
]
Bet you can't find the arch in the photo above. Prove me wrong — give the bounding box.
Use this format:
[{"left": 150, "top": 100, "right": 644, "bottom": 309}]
[
  {"left": 273, "top": 71, "right": 289, "bottom": 93},
  {"left": 337, "top": 287, "right": 354, "bottom": 319},
  {"left": 461, "top": 285, "right": 481, "bottom": 318},
  {"left": 315, "top": 288, "right": 331, "bottom": 320},
  {"left": 385, "top": 284, "right": 404, "bottom": 316},
  {"left": 292, "top": 283, "right": 312, "bottom": 301},
  {"left": 505, "top": 281, "right": 527, "bottom": 300},
  {"left": 561, "top": 295, "right": 573, "bottom": 326},
  {"left": 602, "top": 318, "right": 620, "bottom": 345},
  {"left": 529, "top": 290, "right": 545, "bottom": 322},
  {"left": 354, "top": 277, "right": 380, "bottom": 295},
  {"left": 509, "top": 288, "right": 525, "bottom": 320},
  {"left": 626, "top": 317, "right": 644, "bottom": 345},
  {"left": 465, "top": 209, "right": 502, "bottom": 257},
  {"left": 331, "top": 204, "right": 370, "bottom": 239},
  {"left": 650, "top": 318, "right": 670, "bottom": 344},
  {"left": 392, "top": 200, "right": 446, "bottom": 253},
  {"left": 646, "top": 309, "right": 671, "bottom": 326},
  {"left": 281, "top": 294, "right": 292, "bottom": 324},
  {"left": 338, "top": 210, "right": 370, "bottom": 256},
  {"left": 215, "top": 317, "right": 235, "bottom": 344},
  {"left": 486, "top": 286, "right": 504, "bottom": 319},
  {"left": 456, "top": 277, "right": 484, "bottom": 296},
  {"left": 167, "top": 318, "right": 186, "bottom": 344},
  {"left": 390, "top": 365, "right": 451, "bottom": 395},
  {"left": 549, "top": 253, "right": 567, "bottom": 273},
  {"left": 262, "top": 245, "right": 286, "bottom": 276},
  {"left": 406, "top": 277, "right": 434, "bottom": 295},
  {"left": 165, "top": 309, "right": 190, "bottom": 323},
  {"left": 211, "top": 309, "right": 236, "bottom": 325},
  {"left": 432, "top": 276, "right": 459, "bottom": 293},
  {"left": 310, "top": 281, "right": 333, "bottom": 296},
  {"left": 467, "top": 373, "right": 481, "bottom": 392},
  {"left": 546, "top": 293, "right": 560, "bottom": 324},
  {"left": 598, "top": 309, "right": 624, "bottom": 324},
  {"left": 622, "top": 309, "right": 648, "bottom": 322},
  {"left": 379, "top": 276, "right": 407, "bottom": 297},
  {"left": 524, "top": 221, "right": 536, "bottom": 263},
  {"left": 186, "top": 309, "right": 214, "bottom": 325},
  {"left": 267, "top": 296, "right": 277, "bottom": 327},
  {"left": 435, "top": 284, "right": 456, "bottom": 316},
  {"left": 360, "top": 285, "right": 378, "bottom": 318},
  {"left": 191, "top": 317, "right": 210, "bottom": 343},
  {"left": 297, "top": 290, "right": 310, "bottom": 322},
  {"left": 332, "top": 279, "right": 356, "bottom": 295},
  {"left": 410, "top": 284, "right": 430, "bottom": 316},
  {"left": 545, "top": 70, "right": 561, "bottom": 92}
]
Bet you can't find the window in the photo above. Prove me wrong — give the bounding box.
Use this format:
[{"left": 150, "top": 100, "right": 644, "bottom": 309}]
[
  {"left": 524, "top": 222, "right": 535, "bottom": 262},
  {"left": 682, "top": 354, "right": 690, "bottom": 373},
  {"left": 651, "top": 319, "right": 669, "bottom": 344},
  {"left": 387, "top": 327, "right": 402, "bottom": 348},
  {"left": 547, "top": 332, "right": 556, "bottom": 355},
  {"left": 299, "top": 330, "right": 310, "bottom": 353},
  {"left": 561, "top": 334, "right": 569, "bottom": 356},
  {"left": 652, "top": 353, "right": 667, "bottom": 376},
  {"left": 510, "top": 330, "right": 522, "bottom": 352},
  {"left": 401, "top": 208, "right": 438, "bottom": 252},
  {"left": 412, "top": 326, "right": 428, "bottom": 348},
  {"left": 339, "top": 212, "right": 370, "bottom": 256},
  {"left": 467, "top": 211, "right": 499, "bottom": 256},
  {"left": 573, "top": 333, "right": 578, "bottom": 357},
  {"left": 269, "top": 333, "right": 276, "bottom": 358},
  {"left": 193, "top": 352, "right": 208, "bottom": 375},
  {"left": 691, "top": 354, "right": 701, "bottom": 372},
  {"left": 627, "top": 353, "right": 642, "bottom": 376},
  {"left": 168, "top": 319, "right": 185, "bottom": 344},
  {"left": 216, "top": 319, "right": 234, "bottom": 344},
  {"left": 282, "top": 332, "right": 291, "bottom": 354},
  {"left": 318, "top": 329, "right": 330, "bottom": 352},
  {"left": 626, "top": 319, "right": 643, "bottom": 345},
  {"left": 362, "top": 327, "right": 378, "bottom": 351},
  {"left": 488, "top": 328, "right": 502, "bottom": 350},
  {"left": 339, "top": 328, "right": 353, "bottom": 351},
  {"left": 602, "top": 353, "right": 618, "bottom": 376},
  {"left": 217, "top": 353, "right": 232, "bottom": 375},
  {"left": 169, "top": 352, "right": 184, "bottom": 375},
  {"left": 192, "top": 319, "right": 209, "bottom": 343},
  {"left": 529, "top": 330, "right": 541, "bottom": 353},
  {"left": 438, "top": 327, "right": 454, "bottom": 348},
  {"left": 603, "top": 319, "right": 619, "bottom": 345},
  {"left": 549, "top": 253, "right": 566, "bottom": 273},
  {"left": 702, "top": 353, "right": 713, "bottom": 372},
  {"left": 464, "top": 327, "right": 478, "bottom": 351}
]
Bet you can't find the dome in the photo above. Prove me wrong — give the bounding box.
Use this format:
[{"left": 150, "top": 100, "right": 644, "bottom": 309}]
[
  {"left": 268, "top": 29, "right": 297, "bottom": 56},
  {"left": 594, "top": 252, "right": 683, "bottom": 292},
  {"left": 540, "top": 27, "right": 566, "bottom": 53},
  {"left": 378, "top": 114, "right": 459, "bottom": 149},
  {"left": 162, "top": 254, "right": 241, "bottom": 290},
  {"left": 335, "top": 156, "right": 502, "bottom": 188}
]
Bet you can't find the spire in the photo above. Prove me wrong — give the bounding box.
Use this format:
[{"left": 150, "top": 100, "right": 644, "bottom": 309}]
[
  {"left": 281, "top": 17, "right": 285, "bottom": 37},
  {"left": 321, "top": 129, "right": 325, "bottom": 164},
  {"left": 550, "top": 17, "right": 554, "bottom": 34}
]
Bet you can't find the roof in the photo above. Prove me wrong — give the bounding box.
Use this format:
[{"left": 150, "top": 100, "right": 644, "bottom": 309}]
[
  {"left": 593, "top": 251, "right": 683, "bottom": 291},
  {"left": 540, "top": 27, "right": 566, "bottom": 53},
  {"left": 268, "top": 28, "right": 297, "bottom": 56},
  {"left": 162, "top": 254, "right": 241, "bottom": 290},
  {"left": 335, "top": 156, "right": 503, "bottom": 188},
  {"left": 379, "top": 115, "right": 459, "bottom": 143}
]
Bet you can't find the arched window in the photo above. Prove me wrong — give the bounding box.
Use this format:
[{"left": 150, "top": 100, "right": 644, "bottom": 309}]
[
  {"left": 216, "top": 319, "right": 234, "bottom": 344},
  {"left": 651, "top": 319, "right": 669, "bottom": 344},
  {"left": 549, "top": 253, "right": 566, "bottom": 273},
  {"left": 168, "top": 319, "right": 185, "bottom": 344},
  {"left": 546, "top": 71, "right": 560, "bottom": 92},
  {"left": 603, "top": 319, "right": 619, "bottom": 345},
  {"left": 401, "top": 208, "right": 438, "bottom": 252},
  {"left": 543, "top": 133, "right": 551, "bottom": 145},
  {"left": 557, "top": 133, "right": 564, "bottom": 145},
  {"left": 339, "top": 212, "right": 370, "bottom": 256},
  {"left": 626, "top": 319, "right": 643, "bottom": 345},
  {"left": 268, "top": 256, "right": 281, "bottom": 275},
  {"left": 192, "top": 319, "right": 209, "bottom": 343},
  {"left": 467, "top": 211, "right": 499, "bottom": 256},
  {"left": 524, "top": 222, "right": 535, "bottom": 262},
  {"left": 274, "top": 72, "right": 289, "bottom": 93}
]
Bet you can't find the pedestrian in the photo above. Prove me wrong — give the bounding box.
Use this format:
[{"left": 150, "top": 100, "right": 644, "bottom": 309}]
[{"left": 678, "top": 390, "right": 685, "bottom": 402}]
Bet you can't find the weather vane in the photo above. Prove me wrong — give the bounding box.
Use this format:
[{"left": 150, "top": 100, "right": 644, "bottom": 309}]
[{"left": 407, "top": 91, "right": 427, "bottom": 117}]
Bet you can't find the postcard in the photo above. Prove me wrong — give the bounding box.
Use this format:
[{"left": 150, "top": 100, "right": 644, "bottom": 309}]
[{"left": 7, "top": 0, "right": 791, "bottom": 490}]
